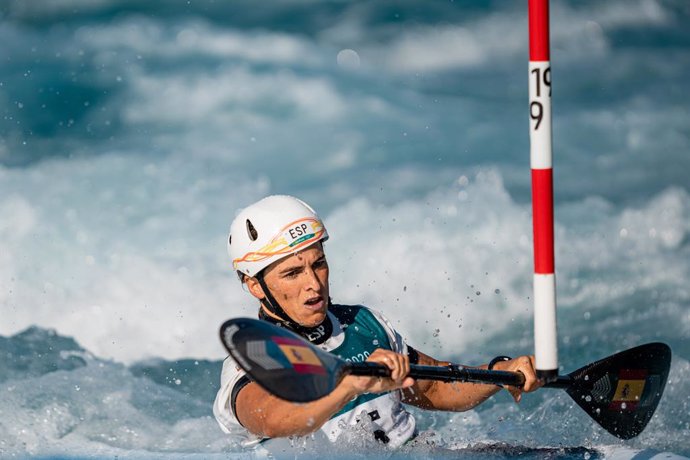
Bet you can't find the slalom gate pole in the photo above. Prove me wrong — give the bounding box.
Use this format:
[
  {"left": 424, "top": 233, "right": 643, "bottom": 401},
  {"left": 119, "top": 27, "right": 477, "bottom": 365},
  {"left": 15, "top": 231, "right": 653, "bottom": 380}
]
[{"left": 528, "top": 0, "right": 558, "bottom": 382}]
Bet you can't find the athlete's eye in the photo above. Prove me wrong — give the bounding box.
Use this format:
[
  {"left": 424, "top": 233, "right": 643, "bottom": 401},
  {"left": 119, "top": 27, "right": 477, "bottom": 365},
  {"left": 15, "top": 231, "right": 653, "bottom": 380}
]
[
  {"left": 313, "top": 258, "right": 327, "bottom": 269},
  {"left": 283, "top": 270, "right": 300, "bottom": 279}
]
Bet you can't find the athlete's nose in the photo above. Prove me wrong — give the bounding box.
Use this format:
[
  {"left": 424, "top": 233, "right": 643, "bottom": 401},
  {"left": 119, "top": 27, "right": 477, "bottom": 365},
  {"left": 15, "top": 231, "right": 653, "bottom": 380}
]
[{"left": 303, "top": 267, "right": 321, "bottom": 291}]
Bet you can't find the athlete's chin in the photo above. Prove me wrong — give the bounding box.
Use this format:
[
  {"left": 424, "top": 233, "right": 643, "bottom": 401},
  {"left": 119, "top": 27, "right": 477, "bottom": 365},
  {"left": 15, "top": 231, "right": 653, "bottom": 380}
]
[{"left": 298, "top": 307, "right": 327, "bottom": 327}]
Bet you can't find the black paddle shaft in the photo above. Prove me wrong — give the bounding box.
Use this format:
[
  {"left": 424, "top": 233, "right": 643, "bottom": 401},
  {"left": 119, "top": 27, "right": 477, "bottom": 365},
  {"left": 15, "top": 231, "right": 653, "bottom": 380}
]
[
  {"left": 349, "top": 362, "right": 526, "bottom": 386},
  {"left": 349, "top": 361, "right": 573, "bottom": 387}
]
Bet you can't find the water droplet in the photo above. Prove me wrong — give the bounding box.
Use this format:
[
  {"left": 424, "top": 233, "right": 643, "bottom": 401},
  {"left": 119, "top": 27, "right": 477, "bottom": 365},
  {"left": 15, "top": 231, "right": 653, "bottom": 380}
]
[
  {"left": 494, "top": 289, "right": 501, "bottom": 294},
  {"left": 476, "top": 291, "right": 481, "bottom": 296},
  {"left": 174, "top": 379, "right": 182, "bottom": 385},
  {"left": 432, "top": 329, "right": 440, "bottom": 337},
  {"left": 337, "top": 49, "right": 360, "bottom": 70}
]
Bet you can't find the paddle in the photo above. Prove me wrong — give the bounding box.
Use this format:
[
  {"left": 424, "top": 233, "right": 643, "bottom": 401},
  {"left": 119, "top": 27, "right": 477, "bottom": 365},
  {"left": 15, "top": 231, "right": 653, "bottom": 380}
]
[{"left": 220, "top": 317, "right": 671, "bottom": 440}]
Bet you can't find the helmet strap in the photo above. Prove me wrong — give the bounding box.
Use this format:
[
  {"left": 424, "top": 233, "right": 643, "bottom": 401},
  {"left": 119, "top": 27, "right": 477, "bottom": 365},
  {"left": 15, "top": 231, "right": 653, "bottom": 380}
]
[{"left": 256, "top": 274, "right": 293, "bottom": 322}]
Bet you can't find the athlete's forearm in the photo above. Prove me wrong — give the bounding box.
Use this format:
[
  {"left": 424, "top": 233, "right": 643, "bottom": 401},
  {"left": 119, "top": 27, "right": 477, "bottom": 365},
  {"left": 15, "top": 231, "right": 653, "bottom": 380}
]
[
  {"left": 402, "top": 351, "right": 502, "bottom": 411},
  {"left": 237, "top": 381, "right": 357, "bottom": 438},
  {"left": 409, "top": 377, "right": 502, "bottom": 411}
]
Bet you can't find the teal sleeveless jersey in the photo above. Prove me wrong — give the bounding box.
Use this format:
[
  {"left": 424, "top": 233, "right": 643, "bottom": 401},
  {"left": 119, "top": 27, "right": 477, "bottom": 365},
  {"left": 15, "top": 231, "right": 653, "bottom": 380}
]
[{"left": 328, "top": 305, "right": 399, "bottom": 415}]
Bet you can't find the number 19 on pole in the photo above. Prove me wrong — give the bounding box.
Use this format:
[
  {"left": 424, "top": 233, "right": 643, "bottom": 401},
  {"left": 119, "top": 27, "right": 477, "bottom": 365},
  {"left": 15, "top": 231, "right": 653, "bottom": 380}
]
[
  {"left": 530, "top": 66, "right": 551, "bottom": 131},
  {"left": 529, "top": 64, "right": 552, "bottom": 148}
]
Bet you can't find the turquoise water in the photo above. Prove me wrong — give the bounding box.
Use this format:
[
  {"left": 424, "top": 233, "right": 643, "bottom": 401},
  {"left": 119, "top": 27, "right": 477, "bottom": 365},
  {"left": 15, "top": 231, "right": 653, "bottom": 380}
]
[{"left": 1, "top": 0, "right": 689, "bottom": 457}]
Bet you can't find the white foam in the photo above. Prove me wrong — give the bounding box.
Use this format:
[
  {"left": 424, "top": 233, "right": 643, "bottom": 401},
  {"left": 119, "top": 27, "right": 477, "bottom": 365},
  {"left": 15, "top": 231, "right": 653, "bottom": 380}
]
[
  {"left": 327, "top": 170, "right": 535, "bottom": 358},
  {"left": 123, "top": 66, "right": 346, "bottom": 129},
  {"left": 81, "top": 17, "right": 321, "bottom": 67},
  {"left": 382, "top": 25, "right": 490, "bottom": 73},
  {"left": 0, "top": 154, "right": 268, "bottom": 363},
  {"left": 2, "top": 154, "right": 689, "bottom": 364},
  {"left": 358, "top": 0, "right": 672, "bottom": 73},
  {"left": 555, "top": 187, "right": 690, "bottom": 309},
  {"left": 0, "top": 353, "right": 241, "bottom": 457}
]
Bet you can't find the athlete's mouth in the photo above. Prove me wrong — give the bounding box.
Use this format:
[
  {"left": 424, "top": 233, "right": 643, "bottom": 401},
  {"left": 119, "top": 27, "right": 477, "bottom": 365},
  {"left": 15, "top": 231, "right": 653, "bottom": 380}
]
[{"left": 304, "top": 295, "right": 324, "bottom": 308}]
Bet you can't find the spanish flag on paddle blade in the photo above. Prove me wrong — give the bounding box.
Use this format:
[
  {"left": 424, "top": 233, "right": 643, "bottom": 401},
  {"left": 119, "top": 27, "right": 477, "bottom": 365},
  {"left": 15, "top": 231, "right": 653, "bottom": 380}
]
[
  {"left": 273, "top": 336, "right": 326, "bottom": 375},
  {"left": 609, "top": 369, "right": 647, "bottom": 411}
]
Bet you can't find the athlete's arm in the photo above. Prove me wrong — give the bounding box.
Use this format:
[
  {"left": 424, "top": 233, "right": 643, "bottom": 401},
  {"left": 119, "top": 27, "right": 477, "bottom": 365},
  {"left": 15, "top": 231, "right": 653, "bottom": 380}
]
[
  {"left": 234, "top": 379, "right": 356, "bottom": 438},
  {"left": 402, "top": 350, "right": 542, "bottom": 411},
  {"left": 234, "top": 348, "right": 414, "bottom": 438}
]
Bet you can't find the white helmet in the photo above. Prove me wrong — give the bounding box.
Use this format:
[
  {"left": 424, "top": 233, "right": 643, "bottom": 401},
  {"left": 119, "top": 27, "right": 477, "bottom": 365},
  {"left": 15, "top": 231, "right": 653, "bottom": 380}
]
[{"left": 228, "top": 195, "right": 329, "bottom": 278}]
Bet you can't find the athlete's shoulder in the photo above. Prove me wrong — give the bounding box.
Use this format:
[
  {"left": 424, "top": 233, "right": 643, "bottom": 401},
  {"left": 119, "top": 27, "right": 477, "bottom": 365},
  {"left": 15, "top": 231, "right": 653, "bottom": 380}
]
[
  {"left": 333, "top": 303, "right": 394, "bottom": 321},
  {"left": 329, "top": 303, "right": 361, "bottom": 323},
  {"left": 330, "top": 303, "right": 383, "bottom": 325},
  {"left": 330, "top": 303, "right": 384, "bottom": 313},
  {"left": 333, "top": 304, "right": 408, "bottom": 355}
]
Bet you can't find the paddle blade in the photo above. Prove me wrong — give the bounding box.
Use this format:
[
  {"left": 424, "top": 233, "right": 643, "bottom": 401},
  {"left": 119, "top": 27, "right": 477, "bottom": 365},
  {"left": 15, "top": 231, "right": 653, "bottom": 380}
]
[
  {"left": 565, "top": 342, "right": 671, "bottom": 440},
  {"left": 219, "top": 318, "right": 344, "bottom": 403}
]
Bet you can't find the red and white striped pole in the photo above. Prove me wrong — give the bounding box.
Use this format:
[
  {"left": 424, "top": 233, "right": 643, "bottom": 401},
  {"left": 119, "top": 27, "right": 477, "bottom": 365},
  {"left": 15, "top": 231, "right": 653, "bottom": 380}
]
[{"left": 528, "top": 0, "right": 558, "bottom": 382}]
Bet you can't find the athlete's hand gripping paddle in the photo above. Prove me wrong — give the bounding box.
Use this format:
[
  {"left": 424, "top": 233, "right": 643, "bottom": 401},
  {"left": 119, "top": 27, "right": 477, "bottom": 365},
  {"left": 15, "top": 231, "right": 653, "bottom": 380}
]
[{"left": 220, "top": 317, "right": 671, "bottom": 440}]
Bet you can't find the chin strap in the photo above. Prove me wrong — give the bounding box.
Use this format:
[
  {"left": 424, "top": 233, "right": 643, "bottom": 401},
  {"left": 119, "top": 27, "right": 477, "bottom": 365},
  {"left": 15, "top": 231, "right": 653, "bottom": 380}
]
[
  {"left": 256, "top": 274, "right": 293, "bottom": 324},
  {"left": 256, "top": 274, "right": 333, "bottom": 345}
]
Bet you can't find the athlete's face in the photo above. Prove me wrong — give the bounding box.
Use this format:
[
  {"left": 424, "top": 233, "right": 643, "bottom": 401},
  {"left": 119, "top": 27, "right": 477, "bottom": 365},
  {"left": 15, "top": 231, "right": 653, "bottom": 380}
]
[{"left": 246, "top": 243, "right": 330, "bottom": 327}]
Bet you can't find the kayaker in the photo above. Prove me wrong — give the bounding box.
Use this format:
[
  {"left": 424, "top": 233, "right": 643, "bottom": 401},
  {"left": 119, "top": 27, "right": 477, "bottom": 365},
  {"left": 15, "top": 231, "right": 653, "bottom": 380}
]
[{"left": 213, "top": 195, "right": 542, "bottom": 448}]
